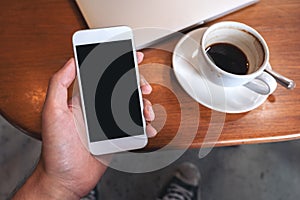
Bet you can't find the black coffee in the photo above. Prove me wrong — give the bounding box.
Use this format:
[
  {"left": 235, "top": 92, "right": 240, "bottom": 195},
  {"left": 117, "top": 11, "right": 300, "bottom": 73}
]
[{"left": 206, "top": 43, "right": 249, "bottom": 75}]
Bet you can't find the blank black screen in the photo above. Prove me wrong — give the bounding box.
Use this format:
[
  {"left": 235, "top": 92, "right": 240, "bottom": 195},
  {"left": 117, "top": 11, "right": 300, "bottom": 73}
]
[{"left": 76, "top": 40, "right": 144, "bottom": 142}]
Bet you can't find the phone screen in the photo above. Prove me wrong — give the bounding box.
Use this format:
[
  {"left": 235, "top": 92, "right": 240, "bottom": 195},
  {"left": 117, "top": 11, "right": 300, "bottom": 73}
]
[{"left": 76, "top": 39, "right": 144, "bottom": 142}]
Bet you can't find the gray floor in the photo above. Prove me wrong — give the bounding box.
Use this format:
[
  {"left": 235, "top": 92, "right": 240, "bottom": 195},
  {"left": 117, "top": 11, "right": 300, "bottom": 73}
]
[
  {"left": 1, "top": 114, "right": 300, "bottom": 200},
  {"left": 0, "top": 116, "right": 41, "bottom": 199}
]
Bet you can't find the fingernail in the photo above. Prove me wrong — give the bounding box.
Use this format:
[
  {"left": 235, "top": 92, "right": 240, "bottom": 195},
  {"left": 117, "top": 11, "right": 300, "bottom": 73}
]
[
  {"left": 146, "top": 125, "right": 157, "bottom": 138},
  {"left": 137, "top": 53, "right": 144, "bottom": 64},
  {"left": 141, "top": 78, "right": 152, "bottom": 94},
  {"left": 137, "top": 52, "right": 144, "bottom": 60},
  {"left": 144, "top": 85, "right": 152, "bottom": 94}
]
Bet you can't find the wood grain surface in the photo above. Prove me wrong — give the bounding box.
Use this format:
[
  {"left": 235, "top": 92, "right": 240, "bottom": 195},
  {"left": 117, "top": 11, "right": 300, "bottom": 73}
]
[{"left": 0, "top": 0, "right": 299, "bottom": 149}]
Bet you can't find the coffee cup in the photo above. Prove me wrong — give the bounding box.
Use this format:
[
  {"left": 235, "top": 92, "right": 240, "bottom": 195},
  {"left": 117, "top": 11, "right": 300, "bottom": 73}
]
[{"left": 198, "top": 21, "right": 277, "bottom": 95}]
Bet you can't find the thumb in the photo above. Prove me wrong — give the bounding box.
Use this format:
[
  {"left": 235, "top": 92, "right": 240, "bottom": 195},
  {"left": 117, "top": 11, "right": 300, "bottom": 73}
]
[{"left": 44, "top": 58, "right": 76, "bottom": 111}]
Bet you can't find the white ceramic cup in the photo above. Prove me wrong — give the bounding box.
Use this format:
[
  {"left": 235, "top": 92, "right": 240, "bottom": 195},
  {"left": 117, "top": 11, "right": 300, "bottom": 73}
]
[{"left": 198, "top": 21, "right": 277, "bottom": 95}]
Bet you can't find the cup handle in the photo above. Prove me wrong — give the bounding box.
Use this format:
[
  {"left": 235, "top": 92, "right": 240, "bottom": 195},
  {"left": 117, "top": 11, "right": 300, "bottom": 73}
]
[{"left": 244, "top": 72, "right": 277, "bottom": 95}]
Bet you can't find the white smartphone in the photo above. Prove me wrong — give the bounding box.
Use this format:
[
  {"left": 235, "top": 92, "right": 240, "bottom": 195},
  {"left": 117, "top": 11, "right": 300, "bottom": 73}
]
[{"left": 72, "top": 26, "right": 147, "bottom": 155}]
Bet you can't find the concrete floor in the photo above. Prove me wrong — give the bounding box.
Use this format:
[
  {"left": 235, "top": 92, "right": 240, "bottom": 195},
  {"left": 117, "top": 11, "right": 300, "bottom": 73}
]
[
  {"left": 1, "top": 114, "right": 300, "bottom": 200},
  {"left": 0, "top": 115, "right": 41, "bottom": 199}
]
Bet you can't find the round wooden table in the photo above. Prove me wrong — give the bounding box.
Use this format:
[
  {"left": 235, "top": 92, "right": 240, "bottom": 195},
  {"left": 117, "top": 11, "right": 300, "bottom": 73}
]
[{"left": 0, "top": 0, "right": 299, "bottom": 150}]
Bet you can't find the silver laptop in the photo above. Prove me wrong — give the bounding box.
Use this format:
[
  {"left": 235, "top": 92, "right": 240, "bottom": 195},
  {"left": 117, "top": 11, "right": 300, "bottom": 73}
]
[{"left": 75, "top": 0, "right": 258, "bottom": 49}]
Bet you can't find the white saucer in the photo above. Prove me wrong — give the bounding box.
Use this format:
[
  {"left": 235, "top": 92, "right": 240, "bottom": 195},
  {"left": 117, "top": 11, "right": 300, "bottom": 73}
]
[{"left": 172, "top": 28, "right": 269, "bottom": 113}]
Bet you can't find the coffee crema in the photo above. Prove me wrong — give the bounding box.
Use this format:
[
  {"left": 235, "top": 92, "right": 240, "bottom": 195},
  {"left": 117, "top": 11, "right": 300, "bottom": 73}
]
[{"left": 205, "top": 43, "right": 249, "bottom": 75}]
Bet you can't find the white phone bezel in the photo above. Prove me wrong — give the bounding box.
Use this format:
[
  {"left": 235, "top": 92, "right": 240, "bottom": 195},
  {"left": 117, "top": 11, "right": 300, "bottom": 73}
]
[{"left": 72, "top": 26, "right": 147, "bottom": 155}]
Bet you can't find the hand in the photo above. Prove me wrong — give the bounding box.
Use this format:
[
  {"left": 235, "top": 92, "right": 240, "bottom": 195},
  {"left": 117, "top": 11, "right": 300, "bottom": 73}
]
[{"left": 13, "top": 52, "right": 156, "bottom": 199}]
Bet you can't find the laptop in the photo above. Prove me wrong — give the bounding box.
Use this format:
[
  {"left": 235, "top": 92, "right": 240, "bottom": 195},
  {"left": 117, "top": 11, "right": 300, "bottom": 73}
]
[{"left": 75, "top": 0, "right": 258, "bottom": 49}]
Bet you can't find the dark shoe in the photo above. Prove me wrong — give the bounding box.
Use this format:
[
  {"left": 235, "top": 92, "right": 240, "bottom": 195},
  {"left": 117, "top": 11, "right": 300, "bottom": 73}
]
[{"left": 157, "top": 162, "right": 201, "bottom": 200}]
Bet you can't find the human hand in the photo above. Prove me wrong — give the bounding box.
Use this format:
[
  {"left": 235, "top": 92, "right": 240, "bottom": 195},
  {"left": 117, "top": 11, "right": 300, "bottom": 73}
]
[{"left": 13, "top": 52, "right": 156, "bottom": 199}]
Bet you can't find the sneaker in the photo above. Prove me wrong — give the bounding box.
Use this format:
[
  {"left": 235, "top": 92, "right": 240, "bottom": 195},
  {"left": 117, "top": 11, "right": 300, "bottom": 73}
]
[
  {"left": 157, "top": 162, "right": 201, "bottom": 200},
  {"left": 80, "top": 187, "right": 98, "bottom": 200}
]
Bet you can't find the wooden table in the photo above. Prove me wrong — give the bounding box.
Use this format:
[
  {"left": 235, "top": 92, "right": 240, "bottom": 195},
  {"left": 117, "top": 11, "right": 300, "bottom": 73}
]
[{"left": 0, "top": 0, "right": 299, "bottom": 149}]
